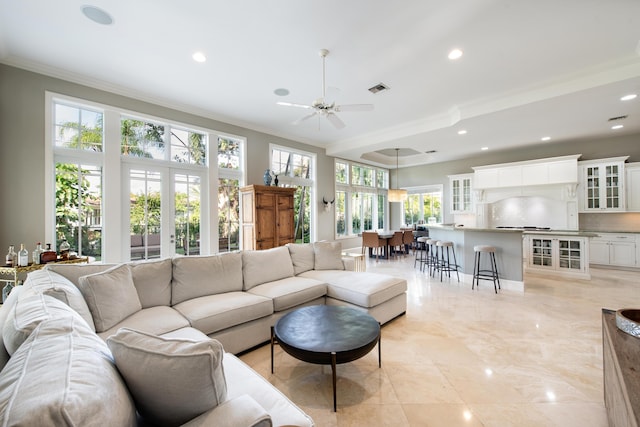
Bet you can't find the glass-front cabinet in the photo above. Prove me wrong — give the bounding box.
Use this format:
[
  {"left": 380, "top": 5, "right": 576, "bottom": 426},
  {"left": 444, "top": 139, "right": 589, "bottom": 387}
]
[
  {"left": 579, "top": 157, "right": 628, "bottom": 212},
  {"left": 449, "top": 173, "right": 473, "bottom": 214},
  {"left": 526, "top": 234, "right": 590, "bottom": 279}
]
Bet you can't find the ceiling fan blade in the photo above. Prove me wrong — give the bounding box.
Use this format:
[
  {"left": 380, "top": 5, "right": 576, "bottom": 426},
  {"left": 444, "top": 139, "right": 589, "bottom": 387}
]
[
  {"left": 292, "top": 112, "right": 317, "bottom": 125},
  {"left": 277, "top": 101, "right": 313, "bottom": 109},
  {"left": 334, "top": 104, "right": 374, "bottom": 112},
  {"left": 326, "top": 112, "right": 346, "bottom": 129}
]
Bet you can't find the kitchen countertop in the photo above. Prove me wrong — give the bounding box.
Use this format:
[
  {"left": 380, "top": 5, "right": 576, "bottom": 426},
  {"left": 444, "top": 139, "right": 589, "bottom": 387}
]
[{"left": 425, "top": 225, "right": 607, "bottom": 237}]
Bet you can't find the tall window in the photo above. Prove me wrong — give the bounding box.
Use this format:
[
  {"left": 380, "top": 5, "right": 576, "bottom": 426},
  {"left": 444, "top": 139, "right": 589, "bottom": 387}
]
[
  {"left": 218, "top": 137, "right": 244, "bottom": 252},
  {"left": 48, "top": 93, "right": 243, "bottom": 261},
  {"left": 335, "top": 159, "right": 388, "bottom": 237},
  {"left": 53, "top": 102, "right": 104, "bottom": 260},
  {"left": 403, "top": 186, "right": 443, "bottom": 225},
  {"left": 270, "top": 145, "right": 315, "bottom": 243}
]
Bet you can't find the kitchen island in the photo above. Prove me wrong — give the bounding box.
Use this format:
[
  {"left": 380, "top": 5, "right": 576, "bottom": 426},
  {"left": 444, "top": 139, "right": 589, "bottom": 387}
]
[{"left": 426, "top": 225, "right": 524, "bottom": 291}]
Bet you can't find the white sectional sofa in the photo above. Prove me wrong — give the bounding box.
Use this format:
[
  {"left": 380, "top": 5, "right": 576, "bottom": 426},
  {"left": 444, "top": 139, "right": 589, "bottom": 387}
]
[{"left": 0, "top": 242, "right": 407, "bottom": 426}]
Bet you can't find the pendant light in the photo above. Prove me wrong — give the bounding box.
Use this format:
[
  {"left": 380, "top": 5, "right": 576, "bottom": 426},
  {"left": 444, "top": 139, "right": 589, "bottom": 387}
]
[{"left": 388, "top": 148, "right": 407, "bottom": 202}]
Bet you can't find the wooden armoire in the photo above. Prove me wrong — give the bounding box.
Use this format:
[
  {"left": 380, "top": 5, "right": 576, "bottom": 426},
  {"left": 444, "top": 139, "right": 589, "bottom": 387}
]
[{"left": 240, "top": 185, "right": 296, "bottom": 250}]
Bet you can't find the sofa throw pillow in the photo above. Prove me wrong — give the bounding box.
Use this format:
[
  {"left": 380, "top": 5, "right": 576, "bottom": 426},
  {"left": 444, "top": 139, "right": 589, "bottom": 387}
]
[
  {"left": 78, "top": 264, "right": 142, "bottom": 333},
  {"left": 107, "top": 328, "right": 227, "bottom": 427},
  {"left": 0, "top": 316, "right": 136, "bottom": 427},
  {"left": 21, "top": 268, "right": 96, "bottom": 331},
  {"left": 242, "top": 246, "right": 295, "bottom": 290},
  {"left": 2, "top": 293, "right": 85, "bottom": 355},
  {"left": 286, "top": 243, "right": 315, "bottom": 275},
  {"left": 313, "top": 241, "right": 345, "bottom": 270}
]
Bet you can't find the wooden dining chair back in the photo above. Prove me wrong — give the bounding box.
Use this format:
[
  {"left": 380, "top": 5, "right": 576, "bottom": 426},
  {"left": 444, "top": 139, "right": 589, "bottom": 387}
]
[
  {"left": 362, "top": 231, "right": 385, "bottom": 258},
  {"left": 402, "top": 230, "right": 414, "bottom": 254},
  {"left": 388, "top": 231, "right": 405, "bottom": 257}
]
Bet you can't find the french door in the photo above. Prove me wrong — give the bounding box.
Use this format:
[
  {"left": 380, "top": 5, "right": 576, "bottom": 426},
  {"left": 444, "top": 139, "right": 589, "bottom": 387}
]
[{"left": 124, "top": 165, "right": 203, "bottom": 261}]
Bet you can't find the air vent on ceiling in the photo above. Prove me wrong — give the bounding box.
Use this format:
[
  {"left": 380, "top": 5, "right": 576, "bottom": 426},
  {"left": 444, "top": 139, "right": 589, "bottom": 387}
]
[
  {"left": 425, "top": 150, "right": 437, "bottom": 154},
  {"left": 608, "top": 115, "right": 628, "bottom": 121},
  {"left": 368, "top": 83, "right": 390, "bottom": 94}
]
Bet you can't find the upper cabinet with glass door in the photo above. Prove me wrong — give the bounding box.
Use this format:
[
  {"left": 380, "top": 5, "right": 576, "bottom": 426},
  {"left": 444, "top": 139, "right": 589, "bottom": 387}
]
[
  {"left": 578, "top": 157, "right": 629, "bottom": 212},
  {"left": 449, "top": 173, "right": 474, "bottom": 214}
]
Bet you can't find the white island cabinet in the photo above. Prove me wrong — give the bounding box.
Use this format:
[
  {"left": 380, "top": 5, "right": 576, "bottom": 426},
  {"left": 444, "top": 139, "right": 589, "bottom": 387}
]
[{"left": 524, "top": 233, "right": 591, "bottom": 279}]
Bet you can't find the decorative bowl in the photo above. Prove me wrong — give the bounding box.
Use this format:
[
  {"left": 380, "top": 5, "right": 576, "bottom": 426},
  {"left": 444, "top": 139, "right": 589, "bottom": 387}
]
[{"left": 616, "top": 309, "right": 640, "bottom": 338}]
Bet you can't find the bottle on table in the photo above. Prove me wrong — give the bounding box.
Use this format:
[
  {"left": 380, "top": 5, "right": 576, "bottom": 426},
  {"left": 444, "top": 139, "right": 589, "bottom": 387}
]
[
  {"left": 5, "top": 245, "right": 16, "bottom": 267},
  {"left": 32, "top": 242, "right": 44, "bottom": 265},
  {"left": 59, "top": 239, "right": 71, "bottom": 261},
  {"left": 17, "top": 244, "right": 29, "bottom": 267}
]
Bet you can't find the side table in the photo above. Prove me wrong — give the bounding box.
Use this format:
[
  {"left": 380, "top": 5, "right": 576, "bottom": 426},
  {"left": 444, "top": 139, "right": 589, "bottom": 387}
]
[{"left": 1, "top": 258, "right": 89, "bottom": 303}]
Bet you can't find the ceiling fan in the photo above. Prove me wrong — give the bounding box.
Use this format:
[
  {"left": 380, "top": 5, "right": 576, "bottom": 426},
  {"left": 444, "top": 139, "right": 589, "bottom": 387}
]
[{"left": 277, "top": 49, "right": 374, "bottom": 130}]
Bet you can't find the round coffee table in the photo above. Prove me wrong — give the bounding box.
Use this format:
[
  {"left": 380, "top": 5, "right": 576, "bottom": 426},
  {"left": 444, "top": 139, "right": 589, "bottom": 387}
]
[{"left": 270, "top": 305, "right": 381, "bottom": 411}]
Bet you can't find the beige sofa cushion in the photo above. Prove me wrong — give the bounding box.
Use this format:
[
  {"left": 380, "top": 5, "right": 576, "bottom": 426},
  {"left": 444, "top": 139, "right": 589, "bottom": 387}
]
[
  {"left": 78, "top": 264, "right": 142, "bottom": 333},
  {"left": 242, "top": 246, "right": 295, "bottom": 290},
  {"left": 172, "top": 253, "right": 243, "bottom": 305},
  {"left": 224, "top": 353, "right": 314, "bottom": 427},
  {"left": 0, "top": 316, "right": 136, "bottom": 426},
  {"left": 129, "top": 258, "right": 172, "bottom": 308},
  {"left": 21, "top": 268, "right": 96, "bottom": 331},
  {"left": 2, "top": 293, "right": 85, "bottom": 355},
  {"left": 299, "top": 270, "right": 407, "bottom": 308},
  {"left": 248, "top": 277, "right": 327, "bottom": 312},
  {"left": 313, "top": 241, "right": 344, "bottom": 270},
  {"left": 107, "top": 328, "right": 227, "bottom": 427},
  {"left": 286, "top": 243, "right": 315, "bottom": 275},
  {"left": 97, "top": 305, "right": 190, "bottom": 341},
  {"left": 173, "top": 292, "right": 273, "bottom": 335}
]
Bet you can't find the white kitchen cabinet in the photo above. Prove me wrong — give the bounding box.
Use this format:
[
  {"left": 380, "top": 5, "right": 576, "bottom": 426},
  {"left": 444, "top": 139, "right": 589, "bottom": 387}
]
[
  {"left": 449, "top": 173, "right": 473, "bottom": 213},
  {"left": 625, "top": 163, "right": 640, "bottom": 211},
  {"left": 525, "top": 234, "right": 590, "bottom": 279},
  {"left": 578, "top": 157, "right": 628, "bottom": 212},
  {"left": 473, "top": 155, "right": 579, "bottom": 190},
  {"left": 589, "top": 233, "right": 637, "bottom": 267}
]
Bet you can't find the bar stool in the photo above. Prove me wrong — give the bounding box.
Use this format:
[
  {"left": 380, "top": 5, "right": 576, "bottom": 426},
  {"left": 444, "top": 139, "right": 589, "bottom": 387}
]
[
  {"left": 424, "top": 239, "right": 439, "bottom": 276},
  {"left": 414, "top": 236, "right": 429, "bottom": 268},
  {"left": 436, "top": 241, "right": 459, "bottom": 282},
  {"left": 472, "top": 245, "right": 501, "bottom": 293}
]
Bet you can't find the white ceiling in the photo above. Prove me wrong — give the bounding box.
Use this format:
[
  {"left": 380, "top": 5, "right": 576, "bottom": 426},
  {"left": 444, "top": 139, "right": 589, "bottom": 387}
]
[{"left": 1, "top": 0, "right": 640, "bottom": 167}]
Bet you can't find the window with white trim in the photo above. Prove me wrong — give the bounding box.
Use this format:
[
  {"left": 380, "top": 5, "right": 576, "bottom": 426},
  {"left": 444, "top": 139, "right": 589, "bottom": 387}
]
[
  {"left": 47, "top": 93, "right": 245, "bottom": 261},
  {"left": 403, "top": 185, "right": 443, "bottom": 225},
  {"left": 335, "top": 159, "right": 388, "bottom": 237},
  {"left": 270, "top": 145, "right": 316, "bottom": 243}
]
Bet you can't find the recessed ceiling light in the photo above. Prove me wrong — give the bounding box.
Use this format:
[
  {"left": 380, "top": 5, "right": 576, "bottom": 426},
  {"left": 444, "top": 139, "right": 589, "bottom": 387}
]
[
  {"left": 481, "top": 147, "right": 489, "bottom": 151},
  {"left": 274, "top": 88, "right": 290, "bottom": 96},
  {"left": 192, "top": 52, "right": 207, "bottom": 63},
  {"left": 611, "top": 124, "right": 624, "bottom": 130},
  {"left": 541, "top": 136, "right": 551, "bottom": 141},
  {"left": 457, "top": 130, "right": 467, "bottom": 135},
  {"left": 448, "top": 49, "right": 463, "bottom": 60},
  {"left": 81, "top": 5, "right": 113, "bottom": 25},
  {"left": 621, "top": 94, "right": 637, "bottom": 101}
]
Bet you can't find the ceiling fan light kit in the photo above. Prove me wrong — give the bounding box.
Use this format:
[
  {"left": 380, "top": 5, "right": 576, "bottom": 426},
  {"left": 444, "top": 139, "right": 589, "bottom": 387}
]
[
  {"left": 278, "top": 48, "right": 374, "bottom": 129},
  {"left": 388, "top": 148, "right": 408, "bottom": 203}
]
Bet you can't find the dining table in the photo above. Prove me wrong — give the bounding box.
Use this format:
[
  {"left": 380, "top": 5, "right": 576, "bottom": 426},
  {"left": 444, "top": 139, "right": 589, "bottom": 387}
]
[{"left": 363, "top": 230, "right": 399, "bottom": 259}]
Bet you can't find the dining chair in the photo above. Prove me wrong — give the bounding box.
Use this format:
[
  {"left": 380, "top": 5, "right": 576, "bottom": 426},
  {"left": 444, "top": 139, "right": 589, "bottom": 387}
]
[
  {"left": 388, "top": 231, "right": 405, "bottom": 257},
  {"left": 402, "top": 230, "right": 414, "bottom": 255},
  {"left": 362, "top": 231, "right": 386, "bottom": 260}
]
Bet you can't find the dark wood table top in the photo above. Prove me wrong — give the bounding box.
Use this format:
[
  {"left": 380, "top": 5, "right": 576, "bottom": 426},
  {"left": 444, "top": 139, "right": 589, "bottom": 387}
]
[{"left": 274, "top": 305, "right": 380, "bottom": 365}]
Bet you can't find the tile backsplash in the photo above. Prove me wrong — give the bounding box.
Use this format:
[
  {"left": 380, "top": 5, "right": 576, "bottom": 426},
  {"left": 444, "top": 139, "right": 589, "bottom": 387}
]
[{"left": 579, "top": 213, "right": 640, "bottom": 232}]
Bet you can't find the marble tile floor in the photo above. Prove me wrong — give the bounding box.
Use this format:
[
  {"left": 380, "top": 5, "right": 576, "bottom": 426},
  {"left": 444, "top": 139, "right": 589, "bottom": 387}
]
[{"left": 240, "top": 255, "right": 639, "bottom": 426}]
